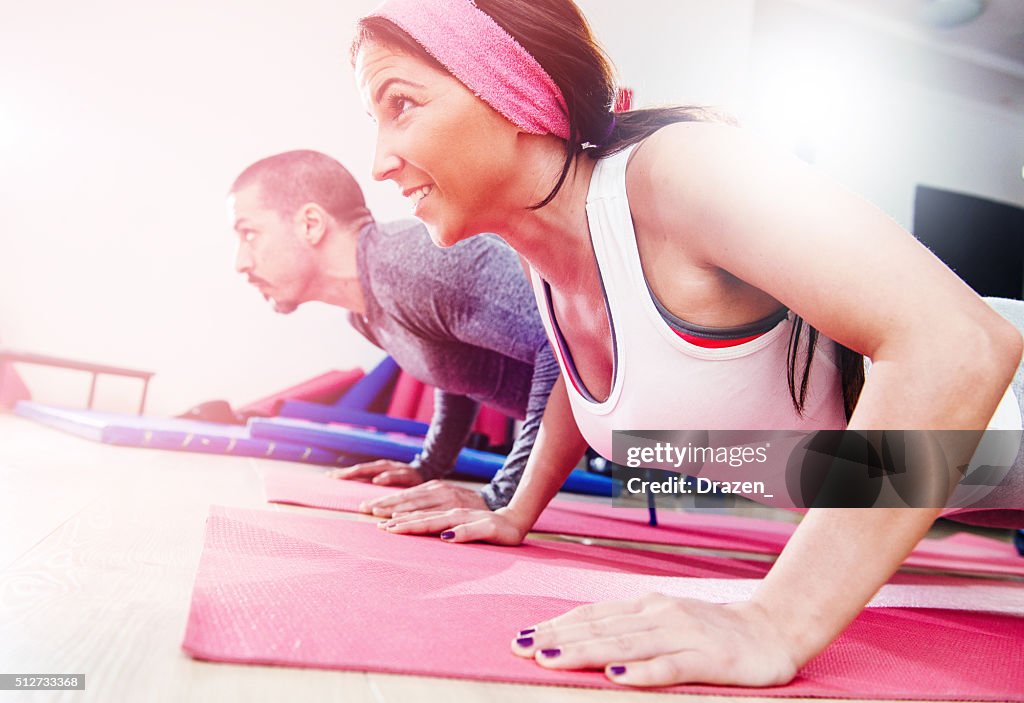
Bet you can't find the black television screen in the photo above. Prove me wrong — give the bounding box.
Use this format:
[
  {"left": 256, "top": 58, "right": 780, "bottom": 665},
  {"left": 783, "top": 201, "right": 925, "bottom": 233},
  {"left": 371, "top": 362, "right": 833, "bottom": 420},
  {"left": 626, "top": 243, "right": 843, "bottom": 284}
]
[{"left": 913, "top": 186, "right": 1024, "bottom": 300}]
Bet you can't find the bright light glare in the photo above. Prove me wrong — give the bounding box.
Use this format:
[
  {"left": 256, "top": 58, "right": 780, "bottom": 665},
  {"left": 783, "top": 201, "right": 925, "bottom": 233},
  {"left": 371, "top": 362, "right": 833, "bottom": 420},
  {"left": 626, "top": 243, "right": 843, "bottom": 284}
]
[
  {"left": 0, "top": 103, "right": 27, "bottom": 152},
  {"left": 746, "top": 51, "right": 879, "bottom": 163}
]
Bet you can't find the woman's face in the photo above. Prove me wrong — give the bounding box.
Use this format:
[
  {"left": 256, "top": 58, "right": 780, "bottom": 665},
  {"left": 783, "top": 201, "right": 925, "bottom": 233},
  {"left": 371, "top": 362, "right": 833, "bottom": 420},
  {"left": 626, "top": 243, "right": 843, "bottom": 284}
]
[{"left": 355, "top": 40, "right": 521, "bottom": 247}]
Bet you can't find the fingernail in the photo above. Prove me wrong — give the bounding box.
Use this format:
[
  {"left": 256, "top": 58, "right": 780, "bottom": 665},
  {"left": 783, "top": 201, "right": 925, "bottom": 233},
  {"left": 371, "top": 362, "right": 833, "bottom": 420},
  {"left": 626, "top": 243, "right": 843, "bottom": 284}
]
[
  {"left": 515, "top": 637, "right": 534, "bottom": 647},
  {"left": 609, "top": 665, "right": 627, "bottom": 676},
  {"left": 540, "top": 648, "right": 560, "bottom": 658},
  {"left": 440, "top": 531, "right": 455, "bottom": 540},
  {"left": 518, "top": 628, "right": 535, "bottom": 636}
]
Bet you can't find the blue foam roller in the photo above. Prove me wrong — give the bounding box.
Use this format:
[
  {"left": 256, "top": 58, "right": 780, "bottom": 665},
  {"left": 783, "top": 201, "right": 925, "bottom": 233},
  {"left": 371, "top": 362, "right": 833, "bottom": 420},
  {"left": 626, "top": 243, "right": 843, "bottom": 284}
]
[
  {"left": 279, "top": 400, "right": 430, "bottom": 436},
  {"left": 334, "top": 356, "right": 401, "bottom": 410},
  {"left": 15, "top": 401, "right": 347, "bottom": 465},
  {"left": 249, "top": 417, "right": 619, "bottom": 497}
]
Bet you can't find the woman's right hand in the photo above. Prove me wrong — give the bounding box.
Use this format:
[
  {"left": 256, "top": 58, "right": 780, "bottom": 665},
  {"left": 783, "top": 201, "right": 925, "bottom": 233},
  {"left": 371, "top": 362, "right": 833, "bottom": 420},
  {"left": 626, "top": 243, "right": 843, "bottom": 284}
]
[{"left": 378, "top": 506, "right": 531, "bottom": 545}]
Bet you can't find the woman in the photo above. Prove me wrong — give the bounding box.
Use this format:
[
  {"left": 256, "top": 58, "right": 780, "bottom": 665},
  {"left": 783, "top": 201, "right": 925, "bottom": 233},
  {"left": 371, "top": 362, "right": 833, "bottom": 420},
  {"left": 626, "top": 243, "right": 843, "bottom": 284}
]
[{"left": 350, "top": 0, "right": 1023, "bottom": 689}]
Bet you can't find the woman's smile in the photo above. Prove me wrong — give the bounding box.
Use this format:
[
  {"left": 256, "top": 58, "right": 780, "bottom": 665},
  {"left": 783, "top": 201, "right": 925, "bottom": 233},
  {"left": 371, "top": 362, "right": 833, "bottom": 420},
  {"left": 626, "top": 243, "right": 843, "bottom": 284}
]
[{"left": 403, "top": 183, "right": 434, "bottom": 214}]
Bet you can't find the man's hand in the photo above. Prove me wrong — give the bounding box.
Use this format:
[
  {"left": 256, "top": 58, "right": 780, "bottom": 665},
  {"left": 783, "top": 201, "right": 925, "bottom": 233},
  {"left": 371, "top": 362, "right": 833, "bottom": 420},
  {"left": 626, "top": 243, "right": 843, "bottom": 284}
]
[
  {"left": 359, "top": 480, "right": 488, "bottom": 517},
  {"left": 327, "top": 460, "right": 424, "bottom": 487}
]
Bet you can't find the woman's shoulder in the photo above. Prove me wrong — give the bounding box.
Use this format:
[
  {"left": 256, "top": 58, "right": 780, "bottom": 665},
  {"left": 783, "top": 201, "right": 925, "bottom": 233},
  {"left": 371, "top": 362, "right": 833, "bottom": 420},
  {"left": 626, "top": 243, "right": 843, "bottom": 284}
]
[
  {"left": 622, "top": 120, "right": 808, "bottom": 271},
  {"left": 626, "top": 121, "right": 766, "bottom": 185},
  {"left": 623, "top": 122, "right": 734, "bottom": 234},
  {"left": 625, "top": 121, "right": 796, "bottom": 225}
]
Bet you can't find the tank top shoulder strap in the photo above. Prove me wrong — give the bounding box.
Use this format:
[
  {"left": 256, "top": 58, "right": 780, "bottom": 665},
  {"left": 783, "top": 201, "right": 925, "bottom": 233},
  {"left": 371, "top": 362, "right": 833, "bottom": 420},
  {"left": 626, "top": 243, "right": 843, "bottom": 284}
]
[{"left": 584, "top": 143, "right": 651, "bottom": 326}]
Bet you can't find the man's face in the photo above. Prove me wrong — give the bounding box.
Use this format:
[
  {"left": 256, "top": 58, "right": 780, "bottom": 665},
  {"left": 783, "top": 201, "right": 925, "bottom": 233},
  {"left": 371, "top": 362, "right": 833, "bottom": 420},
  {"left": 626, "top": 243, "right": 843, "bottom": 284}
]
[{"left": 228, "top": 184, "right": 315, "bottom": 314}]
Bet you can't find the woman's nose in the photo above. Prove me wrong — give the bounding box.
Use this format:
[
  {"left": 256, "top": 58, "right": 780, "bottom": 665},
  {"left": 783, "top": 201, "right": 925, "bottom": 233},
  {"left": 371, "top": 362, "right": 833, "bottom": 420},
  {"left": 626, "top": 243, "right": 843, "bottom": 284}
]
[{"left": 371, "top": 132, "right": 402, "bottom": 182}]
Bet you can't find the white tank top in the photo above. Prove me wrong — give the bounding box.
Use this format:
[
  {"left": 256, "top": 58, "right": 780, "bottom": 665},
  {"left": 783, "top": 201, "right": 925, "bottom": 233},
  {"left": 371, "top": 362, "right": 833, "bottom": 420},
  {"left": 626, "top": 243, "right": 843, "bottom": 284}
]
[{"left": 530, "top": 145, "right": 848, "bottom": 460}]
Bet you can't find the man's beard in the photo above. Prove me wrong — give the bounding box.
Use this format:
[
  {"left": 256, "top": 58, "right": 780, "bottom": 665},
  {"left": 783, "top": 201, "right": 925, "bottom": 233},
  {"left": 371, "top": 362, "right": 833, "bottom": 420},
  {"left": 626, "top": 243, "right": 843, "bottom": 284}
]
[{"left": 271, "top": 298, "right": 298, "bottom": 315}]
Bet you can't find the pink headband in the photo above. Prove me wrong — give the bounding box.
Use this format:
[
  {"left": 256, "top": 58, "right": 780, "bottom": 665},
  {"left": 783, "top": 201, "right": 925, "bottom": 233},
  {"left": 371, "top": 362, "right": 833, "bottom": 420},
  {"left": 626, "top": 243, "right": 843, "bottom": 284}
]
[{"left": 366, "top": 0, "right": 571, "bottom": 140}]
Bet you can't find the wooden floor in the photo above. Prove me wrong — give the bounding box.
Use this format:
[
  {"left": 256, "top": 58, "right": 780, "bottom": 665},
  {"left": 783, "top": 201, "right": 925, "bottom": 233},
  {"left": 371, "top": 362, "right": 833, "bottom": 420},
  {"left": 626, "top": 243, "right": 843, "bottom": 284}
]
[{"left": 0, "top": 413, "right": 1014, "bottom": 703}]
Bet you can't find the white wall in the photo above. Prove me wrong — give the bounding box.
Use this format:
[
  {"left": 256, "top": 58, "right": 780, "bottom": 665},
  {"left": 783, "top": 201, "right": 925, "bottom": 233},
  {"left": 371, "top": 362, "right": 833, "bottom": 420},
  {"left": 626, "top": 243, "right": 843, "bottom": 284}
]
[
  {"left": 0, "top": 0, "right": 394, "bottom": 414},
  {"left": 579, "top": 0, "right": 756, "bottom": 111},
  {"left": 0, "top": 0, "right": 758, "bottom": 415},
  {"left": 745, "top": 0, "right": 1024, "bottom": 228},
  {"left": 1, "top": 0, "right": 1020, "bottom": 415}
]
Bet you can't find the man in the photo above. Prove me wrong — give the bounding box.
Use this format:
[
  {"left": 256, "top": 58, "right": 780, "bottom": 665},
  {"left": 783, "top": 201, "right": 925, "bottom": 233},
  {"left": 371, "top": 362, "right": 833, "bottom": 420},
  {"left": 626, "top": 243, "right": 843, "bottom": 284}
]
[{"left": 228, "top": 150, "right": 559, "bottom": 515}]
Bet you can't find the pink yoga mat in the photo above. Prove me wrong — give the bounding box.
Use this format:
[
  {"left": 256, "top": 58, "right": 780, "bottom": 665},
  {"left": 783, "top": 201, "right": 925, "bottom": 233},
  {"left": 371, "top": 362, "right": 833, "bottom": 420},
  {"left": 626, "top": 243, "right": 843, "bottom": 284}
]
[
  {"left": 262, "top": 470, "right": 1024, "bottom": 577},
  {"left": 183, "top": 506, "right": 1024, "bottom": 699}
]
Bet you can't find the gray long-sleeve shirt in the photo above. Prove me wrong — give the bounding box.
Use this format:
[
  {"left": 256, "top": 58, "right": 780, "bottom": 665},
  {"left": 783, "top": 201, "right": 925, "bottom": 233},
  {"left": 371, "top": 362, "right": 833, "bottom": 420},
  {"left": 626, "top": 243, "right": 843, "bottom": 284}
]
[{"left": 349, "top": 219, "right": 560, "bottom": 509}]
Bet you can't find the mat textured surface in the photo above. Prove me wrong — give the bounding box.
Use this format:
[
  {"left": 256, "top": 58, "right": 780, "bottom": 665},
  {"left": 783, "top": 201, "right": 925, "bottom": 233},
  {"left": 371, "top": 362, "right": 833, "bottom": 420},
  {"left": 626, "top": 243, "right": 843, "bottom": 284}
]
[
  {"left": 183, "top": 506, "right": 1024, "bottom": 700},
  {"left": 262, "top": 470, "right": 1024, "bottom": 576}
]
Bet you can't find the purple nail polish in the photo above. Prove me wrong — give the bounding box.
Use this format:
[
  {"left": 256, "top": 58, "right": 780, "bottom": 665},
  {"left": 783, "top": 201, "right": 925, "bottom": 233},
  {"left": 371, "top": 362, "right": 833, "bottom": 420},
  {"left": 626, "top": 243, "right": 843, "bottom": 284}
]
[
  {"left": 518, "top": 628, "right": 535, "bottom": 636},
  {"left": 440, "top": 531, "right": 455, "bottom": 540},
  {"left": 515, "top": 637, "right": 534, "bottom": 647},
  {"left": 609, "top": 665, "right": 626, "bottom": 676},
  {"left": 540, "top": 648, "right": 561, "bottom": 658}
]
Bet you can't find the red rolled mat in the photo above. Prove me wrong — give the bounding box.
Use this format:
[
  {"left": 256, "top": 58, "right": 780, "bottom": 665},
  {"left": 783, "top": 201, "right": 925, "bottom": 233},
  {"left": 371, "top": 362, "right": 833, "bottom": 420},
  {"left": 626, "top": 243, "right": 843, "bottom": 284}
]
[
  {"left": 239, "top": 369, "right": 365, "bottom": 417},
  {"left": 390, "top": 375, "right": 510, "bottom": 447},
  {"left": 262, "top": 471, "right": 1024, "bottom": 577},
  {"left": 414, "top": 384, "right": 436, "bottom": 424},
  {"left": 386, "top": 372, "right": 426, "bottom": 419},
  {"left": 473, "top": 405, "right": 510, "bottom": 447},
  {"left": 0, "top": 361, "right": 31, "bottom": 409},
  {"left": 183, "top": 506, "right": 1024, "bottom": 700}
]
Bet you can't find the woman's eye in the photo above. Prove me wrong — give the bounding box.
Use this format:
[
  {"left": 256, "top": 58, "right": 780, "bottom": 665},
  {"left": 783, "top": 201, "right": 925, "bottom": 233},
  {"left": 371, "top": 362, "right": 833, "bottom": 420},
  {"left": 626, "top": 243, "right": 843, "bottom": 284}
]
[
  {"left": 388, "top": 94, "right": 414, "bottom": 117},
  {"left": 242, "top": 230, "right": 256, "bottom": 243}
]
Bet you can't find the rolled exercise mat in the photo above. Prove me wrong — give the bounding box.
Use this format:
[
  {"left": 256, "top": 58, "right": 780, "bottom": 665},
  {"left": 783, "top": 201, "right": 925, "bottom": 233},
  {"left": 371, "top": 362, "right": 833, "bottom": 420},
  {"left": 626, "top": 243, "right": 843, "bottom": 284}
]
[
  {"left": 238, "top": 369, "right": 365, "bottom": 417},
  {"left": 249, "top": 417, "right": 616, "bottom": 497},
  {"left": 261, "top": 470, "right": 1024, "bottom": 577},
  {"left": 0, "top": 360, "right": 31, "bottom": 409},
  {"left": 386, "top": 371, "right": 426, "bottom": 419},
  {"left": 332, "top": 356, "right": 400, "bottom": 412},
  {"left": 15, "top": 401, "right": 346, "bottom": 465},
  {"left": 473, "top": 405, "right": 511, "bottom": 448},
  {"left": 413, "top": 383, "right": 435, "bottom": 423},
  {"left": 278, "top": 401, "right": 430, "bottom": 437},
  {"left": 387, "top": 378, "right": 507, "bottom": 446},
  {"left": 183, "top": 506, "right": 1024, "bottom": 700}
]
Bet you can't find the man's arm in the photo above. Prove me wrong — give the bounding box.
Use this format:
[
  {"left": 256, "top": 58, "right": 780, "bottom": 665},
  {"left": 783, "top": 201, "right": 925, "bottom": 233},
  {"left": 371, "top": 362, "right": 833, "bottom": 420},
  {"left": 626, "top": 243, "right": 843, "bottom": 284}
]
[
  {"left": 380, "top": 375, "right": 590, "bottom": 543},
  {"left": 410, "top": 389, "right": 480, "bottom": 480},
  {"left": 358, "top": 354, "right": 559, "bottom": 515},
  {"left": 480, "top": 343, "right": 561, "bottom": 509}
]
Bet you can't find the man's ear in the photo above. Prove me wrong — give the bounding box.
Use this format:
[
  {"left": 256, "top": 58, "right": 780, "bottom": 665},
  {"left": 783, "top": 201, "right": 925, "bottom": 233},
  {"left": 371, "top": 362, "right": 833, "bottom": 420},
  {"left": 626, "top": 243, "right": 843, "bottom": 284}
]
[{"left": 298, "top": 203, "right": 328, "bottom": 245}]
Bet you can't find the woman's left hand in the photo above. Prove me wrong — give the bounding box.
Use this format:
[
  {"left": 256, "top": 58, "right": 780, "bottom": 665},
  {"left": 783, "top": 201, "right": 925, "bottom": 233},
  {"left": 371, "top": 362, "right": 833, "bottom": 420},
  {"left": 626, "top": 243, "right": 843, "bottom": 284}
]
[{"left": 512, "top": 593, "right": 801, "bottom": 688}]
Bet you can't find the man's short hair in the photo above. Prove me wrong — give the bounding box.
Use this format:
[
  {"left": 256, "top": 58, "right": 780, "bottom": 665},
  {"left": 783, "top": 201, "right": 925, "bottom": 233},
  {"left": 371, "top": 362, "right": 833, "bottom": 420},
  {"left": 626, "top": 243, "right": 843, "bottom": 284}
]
[{"left": 231, "top": 150, "right": 372, "bottom": 225}]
